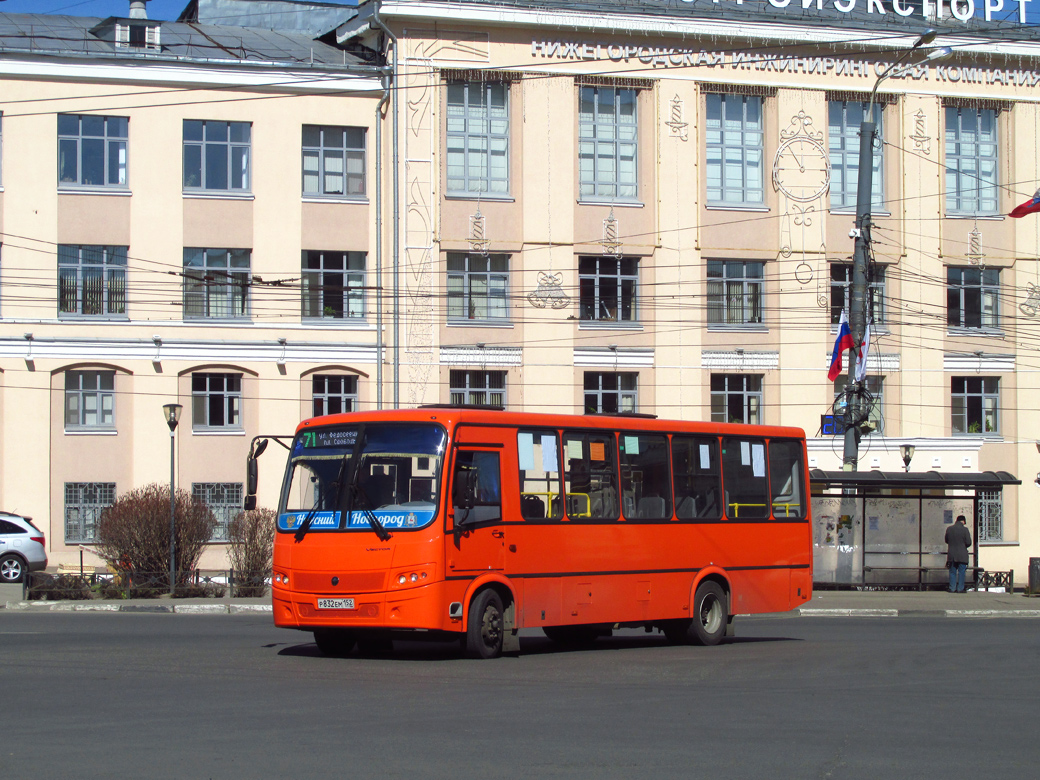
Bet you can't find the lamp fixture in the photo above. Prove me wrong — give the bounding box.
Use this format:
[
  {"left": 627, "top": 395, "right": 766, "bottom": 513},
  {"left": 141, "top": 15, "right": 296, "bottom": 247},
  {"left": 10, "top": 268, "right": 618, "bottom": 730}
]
[{"left": 900, "top": 444, "right": 915, "bottom": 473}]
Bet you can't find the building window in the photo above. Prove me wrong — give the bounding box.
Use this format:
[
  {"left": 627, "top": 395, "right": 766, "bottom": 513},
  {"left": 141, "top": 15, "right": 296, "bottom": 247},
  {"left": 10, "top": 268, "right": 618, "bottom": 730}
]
[
  {"left": 978, "top": 489, "right": 1003, "bottom": 542},
  {"left": 302, "top": 125, "right": 365, "bottom": 198},
  {"left": 951, "top": 377, "right": 998, "bottom": 435},
  {"left": 947, "top": 267, "right": 999, "bottom": 329},
  {"left": 579, "top": 85, "right": 637, "bottom": 200},
  {"left": 58, "top": 245, "right": 127, "bottom": 317},
  {"left": 707, "top": 260, "right": 763, "bottom": 325},
  {"left": 448, "top": 253, "right": 509, "bottom": 321},
  {"left": 828, "top": 101, "right": 882, "bottom": 211},
  {"left": 711, "top": 374, "right": 762, "bottom": 424},
  {"left": 65, "top": 370, "right": 115, "bottom": 429},
  {"left": 64, "top": 482, "right": 115, "bottom": 543},
  {"left": 450, "top": 370, "right": 505, "bottom": 406},
  {"left": 834, "top": 375, "right": 884, "bottom": 435},
  {"left": 302, "top": 251, "right": 365, "bottom": 320},
  {"left": 945, "top": 107, "right": 998, "bottom": 215},
  {"left": 58, "top": 114, "right": 128, "bottom": 188},
  {"left": 192, "top": 482, "right": 242, "bottom": 542},
  {"left": 830, "top": 264, "right": 885, "bottom": 325},
  {"left": 183, "top": 248, "right": 250, "bottom": 319},
  {"left": 584, "top": 372, "right": 637, "bottom": 414},
  {"left": 312, "top": 374, "right": 358, "bottom": 417},
  {"left": 579, "top": 256, "right": 638, "bottom": 322},
  {"left": 115, "top": 21, "right": 159, "bottom": 50},
  {"left": 192, "top": 373, "right": 242, "bottom": 430},
  {"left": 706, "top": 93, "right": 764, "bottom": 205},
  {"left": 183, "top": 120, "right": 251, "bottom": 192},
  {"left": 447, "top": 81, "right": 509, "bottom": 196}
]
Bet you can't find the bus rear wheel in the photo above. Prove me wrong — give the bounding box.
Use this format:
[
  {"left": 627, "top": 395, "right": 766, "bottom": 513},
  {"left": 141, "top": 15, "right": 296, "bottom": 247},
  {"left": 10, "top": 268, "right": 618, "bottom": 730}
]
[
  {"left": 691, "top": 581, "right": 728, "bottom": 646},
  {"left": 313, "top": 629, "right": 356, "bottom": 657},
  {"left": 465, "top": 589, "right": 504, "bottom": 659}
]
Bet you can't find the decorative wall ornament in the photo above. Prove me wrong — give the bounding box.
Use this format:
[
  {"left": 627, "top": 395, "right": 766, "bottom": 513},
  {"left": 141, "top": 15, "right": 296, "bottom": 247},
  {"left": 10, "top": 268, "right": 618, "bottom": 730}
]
[
  {"left": 665, "top": 94, "right": 688, "bottom": 141},
  {"left": 602, "top": 208, "right": 622, "bottom": 258},
  {"left": 909, "top": 108, "right": 931, "bottom": 155},
  {"left": 469, "top": 207, "right": 490, "bottom": 256},
  {"left": 966, "top": 223, "right": 985, "bottom": 268},
  {"left": 773, "top": 110, "right": 830, "bottom": 203},
  {"left": 1020, "top": 282, "right": 1040, "bottom": 317},
  {"left": 527, "top": 272, "right": 571, "bottom": 309}
]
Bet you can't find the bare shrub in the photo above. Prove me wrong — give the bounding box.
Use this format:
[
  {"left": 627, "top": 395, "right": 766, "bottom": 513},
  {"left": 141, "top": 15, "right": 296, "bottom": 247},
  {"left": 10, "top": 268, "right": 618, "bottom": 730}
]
[
  {"left": 94, "top": 483, "right": 216, "bottom": 590},
  {"left": 228, "top": 507, "right": 275, "bottom": 597}
]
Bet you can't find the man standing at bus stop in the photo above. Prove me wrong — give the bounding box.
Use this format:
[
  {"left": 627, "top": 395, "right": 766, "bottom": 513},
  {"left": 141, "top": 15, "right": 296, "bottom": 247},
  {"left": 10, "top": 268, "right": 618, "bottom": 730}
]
[{"left": 945, "top": 515, "right": 972, "bottom": 593}]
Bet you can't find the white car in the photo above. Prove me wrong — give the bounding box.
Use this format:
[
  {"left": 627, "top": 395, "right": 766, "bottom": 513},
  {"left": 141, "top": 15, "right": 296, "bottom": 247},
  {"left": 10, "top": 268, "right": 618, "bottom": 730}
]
[{"left": 0, "top": 513, "right": 47, "bottom": 583}]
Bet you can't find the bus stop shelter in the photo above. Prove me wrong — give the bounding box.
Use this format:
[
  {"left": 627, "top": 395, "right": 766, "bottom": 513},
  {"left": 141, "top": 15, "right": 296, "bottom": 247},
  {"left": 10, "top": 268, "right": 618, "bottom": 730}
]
[{"left": 809, "top": 470, "right": 1020, "bottom": 590}]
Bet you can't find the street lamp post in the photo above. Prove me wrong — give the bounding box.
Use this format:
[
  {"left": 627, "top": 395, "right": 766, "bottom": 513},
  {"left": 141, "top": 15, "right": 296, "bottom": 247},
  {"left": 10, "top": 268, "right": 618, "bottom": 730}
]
[
  {"left": 163, "top": 403, "right": 182, "bottom": 595},
  {"left": 843, "top": 33, "right": 951, "bottom": 471}
]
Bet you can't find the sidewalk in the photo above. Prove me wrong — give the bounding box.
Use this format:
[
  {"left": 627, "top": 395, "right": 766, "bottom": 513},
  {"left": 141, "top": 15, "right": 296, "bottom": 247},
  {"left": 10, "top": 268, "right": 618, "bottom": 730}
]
[
  {"left": 0, "top": 581, "right": 272, "bottom": 613},
  {"left": 3, "top": 581, "right": 1039, "bottom": 617}
]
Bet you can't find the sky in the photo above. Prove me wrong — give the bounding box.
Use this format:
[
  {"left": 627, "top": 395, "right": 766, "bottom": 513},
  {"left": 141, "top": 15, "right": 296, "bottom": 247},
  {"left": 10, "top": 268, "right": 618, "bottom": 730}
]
[{"left": 0, "top": 0, "right": 357, "bottom": 21}]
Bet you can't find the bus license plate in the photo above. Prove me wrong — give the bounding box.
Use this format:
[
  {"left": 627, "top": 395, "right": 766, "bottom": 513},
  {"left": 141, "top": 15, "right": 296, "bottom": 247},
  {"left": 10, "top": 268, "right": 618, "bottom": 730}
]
[{"left": 317, "top": 598, "right": 355, "bottom": 610}]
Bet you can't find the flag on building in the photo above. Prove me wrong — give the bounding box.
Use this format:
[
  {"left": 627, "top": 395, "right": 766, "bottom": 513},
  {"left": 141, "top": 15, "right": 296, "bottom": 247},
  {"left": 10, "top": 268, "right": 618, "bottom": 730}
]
[
  {"left": 828, "top": 310, "right": 855, "bottom": 381},
  {"left": 855, "top": 320, "right": 872, "bottom": 382},
  {"left": 1010, "top": 188, "right": 1040, "bottom": 218}
]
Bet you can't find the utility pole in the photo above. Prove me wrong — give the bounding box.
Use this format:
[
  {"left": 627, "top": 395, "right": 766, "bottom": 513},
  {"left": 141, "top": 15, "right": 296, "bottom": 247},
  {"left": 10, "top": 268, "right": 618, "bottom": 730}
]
[
  {"left": 842, "top": 115, "right": 874, "bottom": 471},
  {"left": 842, "top": 31, "right": 946, "bottom": 472}
]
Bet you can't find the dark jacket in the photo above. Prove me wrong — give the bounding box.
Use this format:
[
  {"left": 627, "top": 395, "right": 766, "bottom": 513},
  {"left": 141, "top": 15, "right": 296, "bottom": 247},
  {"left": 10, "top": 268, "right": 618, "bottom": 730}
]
[{"left": 945, "top": 523, "right": 972, "bottom": 565}]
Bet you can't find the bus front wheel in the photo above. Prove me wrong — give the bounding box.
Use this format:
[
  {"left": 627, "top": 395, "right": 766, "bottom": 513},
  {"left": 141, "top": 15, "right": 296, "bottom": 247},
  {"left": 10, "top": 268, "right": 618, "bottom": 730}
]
[
  {"left": 313, "top": 629, "right": 356, "bottom": 657},
  {"left": 465, "top": 589, "right": 504, "bottom": 659},
  {"left": 691, "top": 581, "right": 728, "bottom": 646}
]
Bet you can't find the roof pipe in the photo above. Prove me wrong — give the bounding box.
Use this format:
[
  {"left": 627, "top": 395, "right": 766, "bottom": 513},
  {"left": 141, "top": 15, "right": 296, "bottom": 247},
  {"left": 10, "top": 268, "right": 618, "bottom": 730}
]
[{"left": 370, "top": 3, "right": 400, "bottom": 410}]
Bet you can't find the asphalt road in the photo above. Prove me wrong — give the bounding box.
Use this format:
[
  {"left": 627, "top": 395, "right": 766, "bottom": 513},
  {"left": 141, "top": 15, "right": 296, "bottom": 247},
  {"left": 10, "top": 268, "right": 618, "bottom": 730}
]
[{"left": 2, "top": 613, "right": 1037, "bottom": 779}]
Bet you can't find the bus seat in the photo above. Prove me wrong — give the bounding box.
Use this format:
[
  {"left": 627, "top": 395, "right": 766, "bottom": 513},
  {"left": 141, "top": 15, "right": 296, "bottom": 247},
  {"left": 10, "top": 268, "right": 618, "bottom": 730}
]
[
  {"left": 676, "top": 495, "right": 695, "bottom": 519},
  {"left": 637, "top": 496, "right": 666, "bottom": 519},
  {"left": 520, "top": 494, "right": 545, "bottom": 520},
  {"left": 591, "top": 486, "right": 617, "bottom": 518},
  {"left": 623, "top": 494, "right": 636, "bottom": 518}
]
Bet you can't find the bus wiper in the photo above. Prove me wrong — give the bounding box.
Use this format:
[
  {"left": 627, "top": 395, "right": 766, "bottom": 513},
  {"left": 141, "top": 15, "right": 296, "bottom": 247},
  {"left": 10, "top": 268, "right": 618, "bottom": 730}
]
[
  {"left": 295, "top": 453, "right": 350, "bottom": 543},
  {"left": 346, "top": 456, "right": 392, "bottom": 542}
]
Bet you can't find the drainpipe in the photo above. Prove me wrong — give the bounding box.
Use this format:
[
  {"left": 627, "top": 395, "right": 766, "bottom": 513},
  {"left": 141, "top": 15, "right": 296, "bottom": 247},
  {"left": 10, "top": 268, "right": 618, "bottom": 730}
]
[
  {"left": 371, "top": 3, "right": 400, "bottom": 409},
  {"left": 375, "top": 70, "right": 390, "bottom": 409}
]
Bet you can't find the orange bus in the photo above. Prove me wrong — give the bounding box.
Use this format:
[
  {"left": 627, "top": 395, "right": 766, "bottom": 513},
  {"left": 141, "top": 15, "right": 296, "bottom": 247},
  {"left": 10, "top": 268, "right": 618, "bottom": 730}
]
[{"left": 251, "top": 406, "right": 812, "bottom": 658}]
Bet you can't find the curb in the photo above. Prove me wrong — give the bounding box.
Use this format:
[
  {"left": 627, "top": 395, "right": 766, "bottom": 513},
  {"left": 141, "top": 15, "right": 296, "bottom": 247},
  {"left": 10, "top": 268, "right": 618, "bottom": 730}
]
[
  {"left": 798, "top": 607, "right": 1040, "bottom": 618},
  {"left": 4, "top": 600, "right": 273, "bottom": 614}
]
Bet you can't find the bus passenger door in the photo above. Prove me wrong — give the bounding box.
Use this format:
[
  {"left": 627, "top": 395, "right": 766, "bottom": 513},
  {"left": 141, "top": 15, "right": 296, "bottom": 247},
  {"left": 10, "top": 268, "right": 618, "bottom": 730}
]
[{"left": 447, "top": 429, "right": 509, "bottom": 574}]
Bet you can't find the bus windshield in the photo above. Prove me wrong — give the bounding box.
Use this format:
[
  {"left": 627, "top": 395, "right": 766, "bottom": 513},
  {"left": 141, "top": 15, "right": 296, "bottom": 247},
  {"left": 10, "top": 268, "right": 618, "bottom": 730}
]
[{"left": 279, "top": 423, "right": 447, "bottom": 533}]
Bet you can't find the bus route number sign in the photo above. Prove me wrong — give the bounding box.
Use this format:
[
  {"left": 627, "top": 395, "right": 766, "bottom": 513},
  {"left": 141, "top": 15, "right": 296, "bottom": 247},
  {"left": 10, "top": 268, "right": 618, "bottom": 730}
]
[{"left": 300, "top": 428, "right": 357, "bottom": 449}]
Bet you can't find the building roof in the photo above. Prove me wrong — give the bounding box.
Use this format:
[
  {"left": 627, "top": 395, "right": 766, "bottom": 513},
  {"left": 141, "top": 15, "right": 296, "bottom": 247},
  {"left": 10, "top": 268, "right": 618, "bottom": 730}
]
[
  {"left": 363, "top": 0, "right": 1040, "bottom": 45},
  {"left": 0, "top": 11, "right": 370, "bottom": 68}
]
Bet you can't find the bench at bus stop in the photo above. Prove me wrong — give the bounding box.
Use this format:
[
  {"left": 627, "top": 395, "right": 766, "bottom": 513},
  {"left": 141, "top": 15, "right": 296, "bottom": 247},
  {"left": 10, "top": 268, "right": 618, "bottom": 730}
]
[{"left": 863, "top": 566, "right": 1014, "bottom": 592}]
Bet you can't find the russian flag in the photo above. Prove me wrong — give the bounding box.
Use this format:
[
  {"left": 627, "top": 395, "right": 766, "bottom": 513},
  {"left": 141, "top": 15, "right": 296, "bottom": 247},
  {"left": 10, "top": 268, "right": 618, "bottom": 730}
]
[
  {"left": 1010, "top": 188, "right": 1040, "bottom": 218},
  {"left": 828, "top": 310, "right": 854, "bottom": 381}
]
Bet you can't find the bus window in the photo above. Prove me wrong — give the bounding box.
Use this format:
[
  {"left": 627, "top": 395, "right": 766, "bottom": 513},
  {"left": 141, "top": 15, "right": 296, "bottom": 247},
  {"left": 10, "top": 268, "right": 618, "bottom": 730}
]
[
  {"left": 562, "top": 431, "right": 619, "bottom": 520},
  {"left": 452, "top": 450, "right": 502, "bottom": 525},
  {"left": 517, "top": 430, "right": 563, "bottom": 520},
  {"left": 769, "top": 439, "right": 805, "bottom": 519},
  {"left": 720, "top": 437, "right": 769, "bottom": 519},
  {"left": 619, "top": 433, "right": 672, "bottom": 519},
  {"left": 671, "top": 435, "right": 721, "bottom": 520}
]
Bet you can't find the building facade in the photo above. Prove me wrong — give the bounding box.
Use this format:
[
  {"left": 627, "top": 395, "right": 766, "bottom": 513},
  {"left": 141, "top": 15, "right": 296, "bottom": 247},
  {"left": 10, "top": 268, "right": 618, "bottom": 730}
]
[
  {"left": 3, "top": 0, "right": 1040, "bottom": 581},
  {"left": 0, "top": 8, "right": 385, "bottom": 568},
  {"left": 335, "top": 0, "right": 1040, "bottom": 582}
]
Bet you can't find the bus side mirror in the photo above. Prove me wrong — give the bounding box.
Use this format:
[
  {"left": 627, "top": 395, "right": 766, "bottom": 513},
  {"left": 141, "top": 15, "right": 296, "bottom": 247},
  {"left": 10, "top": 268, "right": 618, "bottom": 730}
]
[
  {"left": 246, "top": 457, "right": 259, "bottom": 496},
  {"left": 452, "top": 469, "right": 477, "bottom": 511}
]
